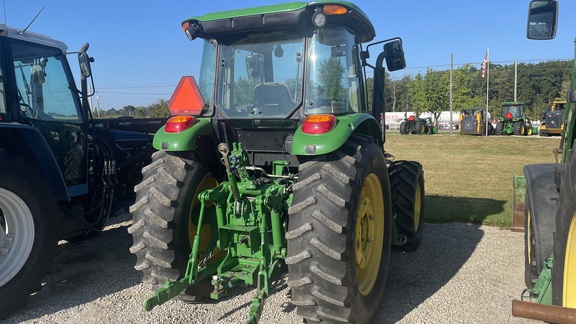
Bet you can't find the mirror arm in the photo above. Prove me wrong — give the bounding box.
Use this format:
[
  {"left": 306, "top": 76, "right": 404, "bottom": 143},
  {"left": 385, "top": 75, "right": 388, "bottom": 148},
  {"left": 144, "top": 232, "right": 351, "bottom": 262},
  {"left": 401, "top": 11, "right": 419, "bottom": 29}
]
[
  {"left": 372, "top": 51, "right": 387, "bottom": 144},
  {"left": 77, "top": 44, "right": 96, "bottom": 117}
]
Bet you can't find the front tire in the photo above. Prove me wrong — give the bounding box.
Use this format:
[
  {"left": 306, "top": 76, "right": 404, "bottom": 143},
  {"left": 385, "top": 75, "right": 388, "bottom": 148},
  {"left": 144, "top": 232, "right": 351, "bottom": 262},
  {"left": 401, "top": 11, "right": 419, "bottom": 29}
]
[
  {"left": 389, "top": 160, "right": 424, "bottom": 251},
  {"left": 0, "top": 154, "right": 59, "bottom": 319},
  {"left": 128, "top": 150, "right": 219, "bottom": 301},
  {"left": 286, "top": 136, "right": 392, "bottom": 323}
]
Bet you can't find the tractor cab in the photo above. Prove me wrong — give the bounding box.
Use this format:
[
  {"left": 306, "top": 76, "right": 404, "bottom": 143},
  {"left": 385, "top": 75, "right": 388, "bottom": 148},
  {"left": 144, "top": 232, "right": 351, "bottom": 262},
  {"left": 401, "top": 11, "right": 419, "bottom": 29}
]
[
  {"left": 501, "top": 102, "right": 525, "bottom": 120},
  {"left": 0, "top": 25, "right": 93, "bottom": 199},
  {"left": 161, "top": 2, "right": 405, "bottom": 176},
  {"left": 182, "top": 2, "right": 405, "bottom": 120}
]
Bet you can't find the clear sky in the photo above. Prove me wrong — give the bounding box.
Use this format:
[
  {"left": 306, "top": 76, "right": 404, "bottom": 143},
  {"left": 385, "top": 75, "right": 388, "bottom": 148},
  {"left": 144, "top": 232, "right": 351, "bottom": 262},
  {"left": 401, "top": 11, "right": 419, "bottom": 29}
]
[{"left": 5, "top": 1, "right": 576, "bottom": 110}]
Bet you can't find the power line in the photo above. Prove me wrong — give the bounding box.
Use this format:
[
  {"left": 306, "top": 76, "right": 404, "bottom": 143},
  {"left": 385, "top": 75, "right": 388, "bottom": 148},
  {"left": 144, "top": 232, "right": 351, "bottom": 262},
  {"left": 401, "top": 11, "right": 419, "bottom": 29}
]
[
  {"left": 96, "top": 84, "right": 175, "bottom": 90},
  {"left": 97, "top": 90, "right": 172, "bottom": 96}
]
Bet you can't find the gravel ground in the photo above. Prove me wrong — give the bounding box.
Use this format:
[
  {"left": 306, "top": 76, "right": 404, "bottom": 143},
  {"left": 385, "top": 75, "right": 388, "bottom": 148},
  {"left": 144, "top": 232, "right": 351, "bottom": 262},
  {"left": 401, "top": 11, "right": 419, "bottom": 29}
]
[{"left": 5, "top": 212, "right": 540, "bottom": 324}]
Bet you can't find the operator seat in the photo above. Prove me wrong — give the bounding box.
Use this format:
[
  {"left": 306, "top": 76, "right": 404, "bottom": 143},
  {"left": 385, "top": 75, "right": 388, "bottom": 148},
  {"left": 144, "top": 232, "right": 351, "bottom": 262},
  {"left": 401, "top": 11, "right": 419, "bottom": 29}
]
[{"left": 253, "top": 82, "right": 294, "bottom": 115}]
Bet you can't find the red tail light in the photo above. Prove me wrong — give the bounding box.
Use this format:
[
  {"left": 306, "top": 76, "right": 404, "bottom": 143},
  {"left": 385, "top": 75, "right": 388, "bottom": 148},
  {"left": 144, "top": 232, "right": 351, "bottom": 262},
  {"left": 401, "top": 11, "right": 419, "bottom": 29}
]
[
  {"left": 165, "top": 115, "right": 194, "bottom": 133},
  {"left": 301, "top": 114, "right": 336, "bottom": 134}
]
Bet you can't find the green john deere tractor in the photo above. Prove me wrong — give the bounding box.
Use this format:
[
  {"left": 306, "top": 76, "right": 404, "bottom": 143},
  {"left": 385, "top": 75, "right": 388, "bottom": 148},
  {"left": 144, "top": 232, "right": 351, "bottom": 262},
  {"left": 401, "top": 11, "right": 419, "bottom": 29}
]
[
  {"left": 399, "top": 115, "right": 436, "bottom": 135},
  {"left": 129, "top": 2, "right": 425, "bottom": 323},
  {"left": 495, "top": 102, "right": 534, "bottom": 136},
  {"left": 512, "top": 1, "right": 576, "bottom": 322}
]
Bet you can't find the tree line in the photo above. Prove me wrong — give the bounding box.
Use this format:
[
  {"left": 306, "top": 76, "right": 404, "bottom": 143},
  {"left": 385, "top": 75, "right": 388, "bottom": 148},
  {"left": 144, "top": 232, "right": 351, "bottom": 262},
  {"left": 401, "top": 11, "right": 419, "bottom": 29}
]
[
  {"left": 381, "top": 60, "right": 573, "bottom": 121},
  {"left": 94, "top": 60, "right": 573, "bottom": 122},
  {"left": 94, "top": 99, "right": 171, "bottom": 119}
]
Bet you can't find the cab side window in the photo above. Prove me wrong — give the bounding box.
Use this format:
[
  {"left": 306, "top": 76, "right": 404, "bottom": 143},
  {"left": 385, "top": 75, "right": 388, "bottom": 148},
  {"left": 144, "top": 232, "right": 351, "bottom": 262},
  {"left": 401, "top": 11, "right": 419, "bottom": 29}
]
[{"left": 12, "top": 41, "right": 81, "bottom": 122}]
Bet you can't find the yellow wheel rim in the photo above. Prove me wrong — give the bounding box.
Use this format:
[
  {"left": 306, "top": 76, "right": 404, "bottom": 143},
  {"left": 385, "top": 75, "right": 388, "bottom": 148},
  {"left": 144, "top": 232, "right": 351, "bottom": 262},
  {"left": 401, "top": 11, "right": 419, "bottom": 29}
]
[
  {"left": 527, "top": 128, "right": 532, "bottom": 136},
  {"left": 413, "top": 182, "right": 422, "bottom": 231},
  {"left": 355, "top": 173, "right": 384, "bottom": 296},
  {"left": 189, "top": 173, "right": 221, "bottom": 260},
  {"left": 564, "top": 213, "right": 576, "bottom": 308}
]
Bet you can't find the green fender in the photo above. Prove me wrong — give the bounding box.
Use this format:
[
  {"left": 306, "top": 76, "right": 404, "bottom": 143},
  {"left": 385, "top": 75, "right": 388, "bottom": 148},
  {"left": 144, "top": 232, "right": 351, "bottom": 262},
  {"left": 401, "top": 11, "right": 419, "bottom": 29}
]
[
  {"left": 152, "top": 117, "right": 214, "bottom": 151},
  {"left": 291, "top": 113, "right": 383, "bottom": 156}
]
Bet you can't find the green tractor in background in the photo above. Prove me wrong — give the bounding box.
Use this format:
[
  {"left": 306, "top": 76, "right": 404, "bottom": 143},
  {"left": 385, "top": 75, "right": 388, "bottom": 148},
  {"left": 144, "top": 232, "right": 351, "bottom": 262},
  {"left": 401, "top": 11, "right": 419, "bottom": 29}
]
[
  {"left": 495, "top": 102, "right": 534, "bottom": 136},
  {"left": 129, "top": 2, "right": 425, "bottom": 323},
  {"left": 399, "top": 115, "right": 436, "bottom": 134},
  {"left": 513, "top": 1, "right": 576, "bottom": 322}
]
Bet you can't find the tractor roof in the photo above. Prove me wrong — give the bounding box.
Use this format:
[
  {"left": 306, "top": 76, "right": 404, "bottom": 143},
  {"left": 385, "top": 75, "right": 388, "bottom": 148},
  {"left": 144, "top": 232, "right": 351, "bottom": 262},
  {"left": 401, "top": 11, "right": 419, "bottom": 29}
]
[
  {"left": 0, "top": 24, "right": 67, "bottom": 52},
  {"left": 502, "top": 102, "right": 524, "bottom": 106},
  {"left": 182, "top": 1, "right": 376, "bottom": 43}
]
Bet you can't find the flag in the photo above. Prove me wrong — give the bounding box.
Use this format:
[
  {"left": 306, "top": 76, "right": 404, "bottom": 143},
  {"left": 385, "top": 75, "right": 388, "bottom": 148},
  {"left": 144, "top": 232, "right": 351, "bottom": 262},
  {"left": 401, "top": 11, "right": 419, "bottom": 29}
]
[{"left": 481, "top": 49, "right": 488, "bottom": 78}]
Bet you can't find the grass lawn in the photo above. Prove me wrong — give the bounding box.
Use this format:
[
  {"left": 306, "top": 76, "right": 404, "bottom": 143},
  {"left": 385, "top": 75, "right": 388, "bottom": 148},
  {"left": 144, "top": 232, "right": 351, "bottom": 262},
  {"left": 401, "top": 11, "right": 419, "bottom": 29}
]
[{"left": 384, "top": 132, "right": 561, "bottom": 228}]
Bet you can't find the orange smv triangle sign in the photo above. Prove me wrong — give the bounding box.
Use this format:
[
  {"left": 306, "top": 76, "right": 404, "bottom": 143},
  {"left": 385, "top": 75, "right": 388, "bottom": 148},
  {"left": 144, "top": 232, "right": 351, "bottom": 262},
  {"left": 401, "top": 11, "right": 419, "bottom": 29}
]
[{"left": 168, "top": 76, "right": 205, "bottom": 115}]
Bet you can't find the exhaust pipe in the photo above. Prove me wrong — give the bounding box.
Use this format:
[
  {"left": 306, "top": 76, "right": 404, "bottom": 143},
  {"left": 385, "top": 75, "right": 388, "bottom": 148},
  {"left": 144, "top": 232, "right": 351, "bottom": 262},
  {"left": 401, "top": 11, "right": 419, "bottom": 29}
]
[{"left": 512, "top": 300, "right": 576, "bottom": 323}]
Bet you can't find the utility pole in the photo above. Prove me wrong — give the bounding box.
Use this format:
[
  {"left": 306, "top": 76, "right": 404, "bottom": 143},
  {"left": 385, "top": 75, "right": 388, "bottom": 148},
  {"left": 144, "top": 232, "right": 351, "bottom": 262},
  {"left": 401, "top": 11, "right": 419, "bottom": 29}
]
[
  {"left": 485, "top": 48, "right": 490, "bottom": 136},
  {"left": 514, "top": 60, "right": 518, "bottom": 102},
  {"left": 96, "top": 92, "right": 101, "bottom": 118},
  {"left": 89, "top": 83, "right": 93, "bottom": 113},
  {"left": 450, "top": 53, "right": 453, "bottom": 135}
]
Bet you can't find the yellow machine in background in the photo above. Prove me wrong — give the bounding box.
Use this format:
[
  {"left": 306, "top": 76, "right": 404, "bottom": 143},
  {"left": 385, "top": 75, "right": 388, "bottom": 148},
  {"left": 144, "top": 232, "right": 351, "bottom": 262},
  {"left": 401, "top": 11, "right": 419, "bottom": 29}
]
[
  {"left": 459, "top": 107, "right": 494, "bottom": 135},
  {"left": 539, "top": 100, "right": 566, "bottom": 136}
]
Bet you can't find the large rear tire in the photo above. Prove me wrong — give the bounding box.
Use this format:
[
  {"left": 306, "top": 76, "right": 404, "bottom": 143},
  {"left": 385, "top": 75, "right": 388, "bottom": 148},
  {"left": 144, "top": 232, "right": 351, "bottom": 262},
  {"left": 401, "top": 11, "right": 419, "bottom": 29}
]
[
  {"left": 389, "top": 160, "right": 424, "bottom": 251},
  {"left": 129, "top": 150, "right": 219, "bottom": 302},
  {"left": 399, "top": 122, "right": 407, "bottom": 135},
  {"left": 415, "top": 121, "right": 424, "bottom": 134},
  {"left": 552, "top": 150, "right": 576, "bottom": 308},
  {"left": 0, "top": 154, "right": 59, "bottom": 320},
  {"left": 286, "top": 135, "right": 392, "bottom": 323},
  {"left": 514, "top": 121, "right": 525, "bottom": 136}
]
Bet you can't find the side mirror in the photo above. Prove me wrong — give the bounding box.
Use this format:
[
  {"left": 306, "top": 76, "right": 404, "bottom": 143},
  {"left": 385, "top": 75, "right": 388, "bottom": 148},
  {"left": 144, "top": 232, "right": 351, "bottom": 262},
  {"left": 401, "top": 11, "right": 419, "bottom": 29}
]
[
  {"left": 246, "top": 54, "right": 264, "bottom": 81},
  {"left": 567, "top": 90, "right": 576, "bottom": 103},
  {"left": 78, "top": 52, "right": 92, "bottom": 79},
  {"left": 31, "top": 58, "right": 47, "bottom": 86},
  {"left": 383, "top": 39, "right": 406, "bottom": 72},
  {"left": 331, "top": 45, "right": 346, "bottom": 57},
  {"left": 527, "top": 0, "right": 558, "bottom": 40}
]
